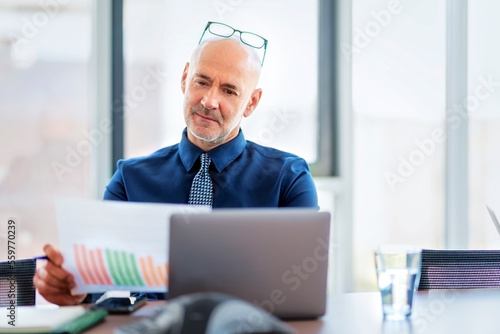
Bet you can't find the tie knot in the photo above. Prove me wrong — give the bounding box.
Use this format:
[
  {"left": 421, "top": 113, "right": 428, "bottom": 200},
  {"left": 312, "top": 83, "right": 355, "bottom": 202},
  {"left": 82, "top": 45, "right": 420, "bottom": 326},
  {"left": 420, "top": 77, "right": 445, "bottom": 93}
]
[
  {"left": 188, "top": 153, "right": 213, "bottom": 207},
  {"left": 200, "top": 153, "right": 211, "bottom": 171}
]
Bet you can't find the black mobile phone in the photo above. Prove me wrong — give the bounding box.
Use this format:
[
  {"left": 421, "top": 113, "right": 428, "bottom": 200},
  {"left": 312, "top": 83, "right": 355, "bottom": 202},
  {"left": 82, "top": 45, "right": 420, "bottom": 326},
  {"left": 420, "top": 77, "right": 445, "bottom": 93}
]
[{"left": 92, "top": 295, "right": 147, "bottom": 314}]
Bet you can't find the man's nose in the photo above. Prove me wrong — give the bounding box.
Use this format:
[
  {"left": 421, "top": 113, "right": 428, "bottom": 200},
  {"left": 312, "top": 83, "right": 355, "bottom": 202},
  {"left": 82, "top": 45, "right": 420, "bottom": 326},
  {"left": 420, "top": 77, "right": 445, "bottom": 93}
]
[{"left": 201, "top": 86, "right": 220, "bottom": 110}]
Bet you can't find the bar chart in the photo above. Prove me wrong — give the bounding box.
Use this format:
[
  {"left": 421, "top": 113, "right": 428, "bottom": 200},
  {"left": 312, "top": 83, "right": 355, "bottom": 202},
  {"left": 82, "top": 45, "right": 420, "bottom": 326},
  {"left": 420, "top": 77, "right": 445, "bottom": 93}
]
[{"left": 73, "top": 244, "right": 168, "bottom": 288}]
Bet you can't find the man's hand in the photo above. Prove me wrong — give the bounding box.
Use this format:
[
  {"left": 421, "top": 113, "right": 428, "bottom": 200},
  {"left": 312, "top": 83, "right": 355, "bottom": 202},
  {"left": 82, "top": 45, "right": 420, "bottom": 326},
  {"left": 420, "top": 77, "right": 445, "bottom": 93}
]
[{"left": 33, "top": 244, "right": 87, "bottom": 306}]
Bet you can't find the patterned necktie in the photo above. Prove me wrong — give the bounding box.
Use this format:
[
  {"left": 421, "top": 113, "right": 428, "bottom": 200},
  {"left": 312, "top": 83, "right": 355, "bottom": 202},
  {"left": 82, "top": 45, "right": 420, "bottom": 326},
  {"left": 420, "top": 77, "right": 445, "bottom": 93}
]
[{"left": 188, "top": 153, "right": 213, "bottom": 207}]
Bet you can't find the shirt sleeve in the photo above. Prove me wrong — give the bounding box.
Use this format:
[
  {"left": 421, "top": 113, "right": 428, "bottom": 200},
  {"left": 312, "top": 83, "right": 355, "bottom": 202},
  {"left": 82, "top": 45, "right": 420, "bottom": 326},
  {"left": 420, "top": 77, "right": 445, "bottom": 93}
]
[
  {"left": 281, "top": 158, "right": 319, "bottom": 209},
  {"left": 103, "top": 160, "right": 128, "bottom": 201}
]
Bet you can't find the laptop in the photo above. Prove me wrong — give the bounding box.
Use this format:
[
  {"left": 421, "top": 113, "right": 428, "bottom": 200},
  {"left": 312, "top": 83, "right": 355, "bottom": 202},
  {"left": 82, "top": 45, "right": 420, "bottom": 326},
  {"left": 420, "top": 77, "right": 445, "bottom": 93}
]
[{"left": 168, "top": 209, "right": 331, "bottom": 319}]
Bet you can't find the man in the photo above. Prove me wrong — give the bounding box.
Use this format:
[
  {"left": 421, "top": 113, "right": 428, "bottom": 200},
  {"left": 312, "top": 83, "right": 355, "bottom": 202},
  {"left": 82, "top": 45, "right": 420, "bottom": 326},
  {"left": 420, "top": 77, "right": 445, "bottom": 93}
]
[{"left": 34, "top": 22, "right": 318, "bottom": 305}]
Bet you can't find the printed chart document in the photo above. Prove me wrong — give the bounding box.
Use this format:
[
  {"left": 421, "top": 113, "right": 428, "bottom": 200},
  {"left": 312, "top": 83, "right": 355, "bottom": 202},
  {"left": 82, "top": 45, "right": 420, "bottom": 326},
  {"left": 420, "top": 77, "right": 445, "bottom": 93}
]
[
  {"left": 0, "top": 305, "right": 85, "bottom": 333},
  {"left": 55, "top": 198, "right": 210, "bottom": 294}
]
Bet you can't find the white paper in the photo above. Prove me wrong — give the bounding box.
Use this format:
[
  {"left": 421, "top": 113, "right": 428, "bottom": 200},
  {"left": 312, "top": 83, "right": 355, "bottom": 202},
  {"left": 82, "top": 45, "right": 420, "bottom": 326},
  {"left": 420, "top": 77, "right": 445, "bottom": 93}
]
[
  {"left": 55, "top": 198, "right": 210, "bottom": 294},
  {"left": 0, "top": 305, "right": 85, "bottom": 333}
]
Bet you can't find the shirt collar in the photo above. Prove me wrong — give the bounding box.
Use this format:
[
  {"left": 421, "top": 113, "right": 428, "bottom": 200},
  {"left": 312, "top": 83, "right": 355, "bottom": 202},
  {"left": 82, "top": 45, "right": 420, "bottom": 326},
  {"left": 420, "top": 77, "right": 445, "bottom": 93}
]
[{"left": 179, "top": 128, "right": 247, "bottom": 173}]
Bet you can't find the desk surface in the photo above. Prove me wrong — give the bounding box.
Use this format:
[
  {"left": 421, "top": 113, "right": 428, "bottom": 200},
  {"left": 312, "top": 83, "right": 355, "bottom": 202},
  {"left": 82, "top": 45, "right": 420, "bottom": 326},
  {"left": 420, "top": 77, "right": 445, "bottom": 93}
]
[{"left": 84, "top": 289, "right": 500, "bottom": 334}]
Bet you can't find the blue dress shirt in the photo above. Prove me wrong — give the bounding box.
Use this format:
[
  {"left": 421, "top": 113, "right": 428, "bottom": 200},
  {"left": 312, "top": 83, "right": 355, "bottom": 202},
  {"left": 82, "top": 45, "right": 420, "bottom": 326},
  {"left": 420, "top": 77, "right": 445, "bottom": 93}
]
[
  {"left": 92, "top": 129, "right": 318, "bottom": 303},
  {"left": 104, "top": 128, "right": 318, "bottom": 208}
]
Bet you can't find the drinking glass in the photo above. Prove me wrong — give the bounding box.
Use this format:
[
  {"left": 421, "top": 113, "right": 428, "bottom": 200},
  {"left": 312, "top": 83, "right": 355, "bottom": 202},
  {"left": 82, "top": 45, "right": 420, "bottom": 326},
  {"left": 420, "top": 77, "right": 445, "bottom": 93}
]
[{"left": 374, "top": 245, "right": 422, "bottom": 320}]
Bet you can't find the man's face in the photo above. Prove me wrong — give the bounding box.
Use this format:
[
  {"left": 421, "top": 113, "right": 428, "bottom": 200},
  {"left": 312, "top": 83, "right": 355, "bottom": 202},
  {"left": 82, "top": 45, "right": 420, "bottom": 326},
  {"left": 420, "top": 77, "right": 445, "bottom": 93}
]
[{"left": 181, "top": 39, "right": 262, "bottom": 151}]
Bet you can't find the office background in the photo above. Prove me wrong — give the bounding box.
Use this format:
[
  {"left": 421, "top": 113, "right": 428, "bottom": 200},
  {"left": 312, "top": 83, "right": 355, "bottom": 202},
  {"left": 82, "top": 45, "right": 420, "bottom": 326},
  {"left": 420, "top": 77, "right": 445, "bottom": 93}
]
[{"left": 1, "top": 0, "right": 499, "bottom": 293}]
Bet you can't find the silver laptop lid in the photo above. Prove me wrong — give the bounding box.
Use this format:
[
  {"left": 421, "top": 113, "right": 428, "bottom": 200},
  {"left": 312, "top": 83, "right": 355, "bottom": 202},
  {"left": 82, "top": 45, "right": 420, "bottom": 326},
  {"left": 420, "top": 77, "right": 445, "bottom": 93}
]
[{"left": 168, "top": 209, "right": 331, "bottom": 319}]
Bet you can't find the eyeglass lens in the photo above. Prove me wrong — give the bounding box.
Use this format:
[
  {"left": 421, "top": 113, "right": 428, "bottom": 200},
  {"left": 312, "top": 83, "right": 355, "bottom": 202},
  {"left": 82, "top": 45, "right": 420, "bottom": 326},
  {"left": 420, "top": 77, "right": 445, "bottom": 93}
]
[
  {"left": 208, "top": 22, "right": 265, "bottom": 49},
  {"left": 208, "top": 23, "right": 234, "bottom": 38}
]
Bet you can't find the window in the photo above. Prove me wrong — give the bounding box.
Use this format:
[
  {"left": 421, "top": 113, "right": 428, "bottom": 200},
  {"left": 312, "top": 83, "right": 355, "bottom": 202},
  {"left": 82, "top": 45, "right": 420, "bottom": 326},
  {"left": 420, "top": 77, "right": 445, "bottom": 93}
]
[
  {"left": 468, "top": 0, "right": 500, "bottom": 248},
  {"left": 123, "top": 0, "right": 319, "bottom": 164},
  {"left": 352, "top": 0, "right": 446, "bottom": 290},
  {"left": 0, "top": 1, "right": 92, "bottom": 258}
]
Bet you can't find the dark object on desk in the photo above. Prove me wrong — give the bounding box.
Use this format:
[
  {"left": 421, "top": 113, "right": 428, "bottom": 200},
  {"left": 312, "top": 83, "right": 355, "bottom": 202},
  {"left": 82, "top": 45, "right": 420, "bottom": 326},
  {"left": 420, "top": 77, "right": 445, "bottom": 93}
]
[
  {"left": 115, "top": 292, "right": 295, "bottom": 334},
  {"left": 419, "top": 249, "right": 500, "bottom": 290},
  {"left": 0, "top": 258, "right": 36, "bottom": 306},
  {"left": 92, "top": 295, "right": 147, "bottom": 314}
]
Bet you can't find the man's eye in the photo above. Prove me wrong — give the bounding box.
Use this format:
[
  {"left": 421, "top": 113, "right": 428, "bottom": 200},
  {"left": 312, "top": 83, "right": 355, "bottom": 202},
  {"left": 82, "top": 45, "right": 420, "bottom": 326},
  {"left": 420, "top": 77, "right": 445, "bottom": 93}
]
[
  {"left": 195, "top": 80, "right": 208, "bottom": 86},
  {"left": 224, "top": 89, "right": 236, "bottom": 96}
]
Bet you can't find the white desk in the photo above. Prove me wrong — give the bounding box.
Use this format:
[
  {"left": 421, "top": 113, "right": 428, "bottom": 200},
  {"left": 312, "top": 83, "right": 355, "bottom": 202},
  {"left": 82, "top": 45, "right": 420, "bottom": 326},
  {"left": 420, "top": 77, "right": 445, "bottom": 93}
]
[
  {"left": 290, "top": 289, "right": 500, "bottom": 334},
  {"left": 86, "top": 289, "right": 500, "bottom": 333}
]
